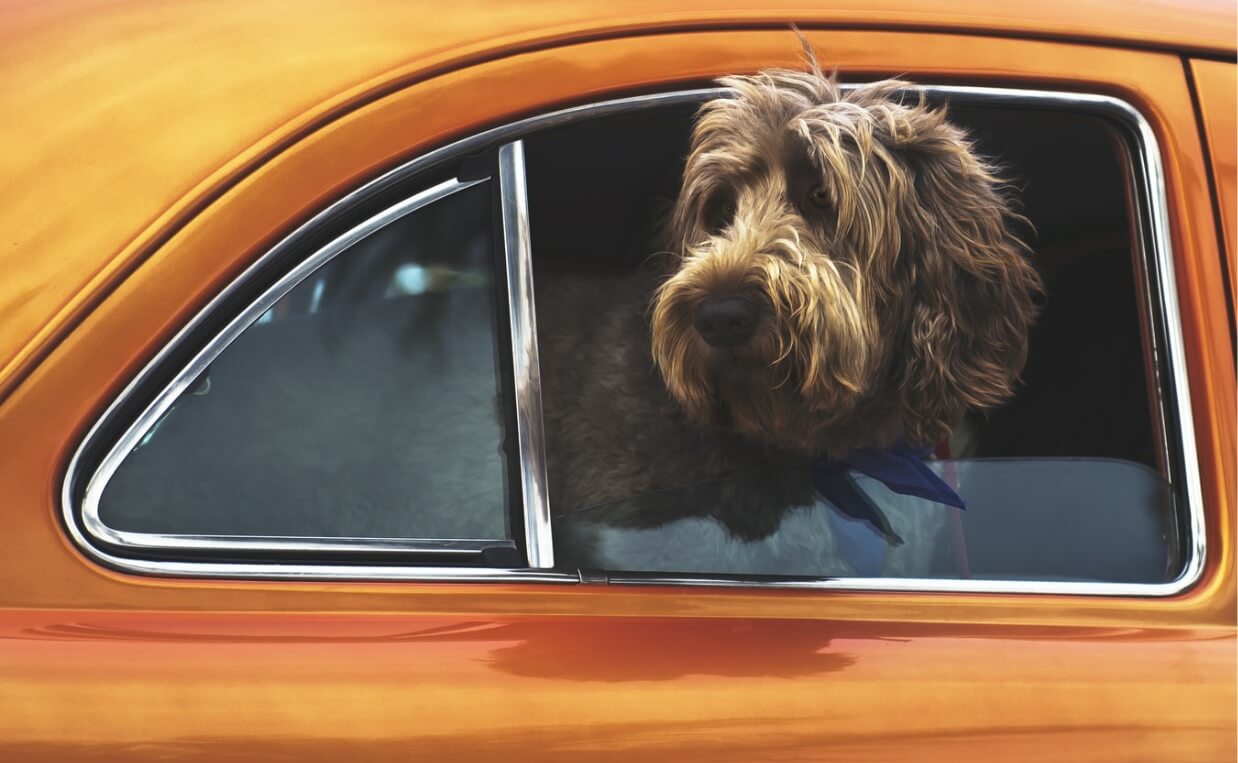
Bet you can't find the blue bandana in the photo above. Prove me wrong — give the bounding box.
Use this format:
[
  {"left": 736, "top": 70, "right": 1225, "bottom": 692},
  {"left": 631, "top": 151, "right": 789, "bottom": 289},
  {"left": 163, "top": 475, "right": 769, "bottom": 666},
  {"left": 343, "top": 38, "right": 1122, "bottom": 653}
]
[{"left": 811, "top": 442, "right": 966, "bottom": 576}]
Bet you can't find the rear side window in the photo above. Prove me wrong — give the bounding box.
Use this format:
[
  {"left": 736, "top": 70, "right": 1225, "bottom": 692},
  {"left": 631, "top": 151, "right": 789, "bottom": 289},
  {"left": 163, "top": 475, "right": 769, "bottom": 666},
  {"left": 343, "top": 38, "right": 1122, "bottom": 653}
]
[{"left": 87, "top": 178, "right": 522, "bottom": 561}]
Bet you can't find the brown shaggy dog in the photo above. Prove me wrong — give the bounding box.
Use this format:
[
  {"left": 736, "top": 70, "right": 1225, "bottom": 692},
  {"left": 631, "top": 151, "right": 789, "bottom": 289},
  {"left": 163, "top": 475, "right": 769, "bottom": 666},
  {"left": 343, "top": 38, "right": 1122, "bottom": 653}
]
[{"left": 541, "top": 59, "right": 1041, "bottom": 573}]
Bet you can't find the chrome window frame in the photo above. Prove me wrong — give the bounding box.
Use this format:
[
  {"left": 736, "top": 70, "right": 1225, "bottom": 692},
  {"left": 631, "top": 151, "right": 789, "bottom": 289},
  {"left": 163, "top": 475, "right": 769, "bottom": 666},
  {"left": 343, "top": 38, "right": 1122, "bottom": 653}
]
[{"left": 62, "top": 85, "right": 1205, "bottom": 596}]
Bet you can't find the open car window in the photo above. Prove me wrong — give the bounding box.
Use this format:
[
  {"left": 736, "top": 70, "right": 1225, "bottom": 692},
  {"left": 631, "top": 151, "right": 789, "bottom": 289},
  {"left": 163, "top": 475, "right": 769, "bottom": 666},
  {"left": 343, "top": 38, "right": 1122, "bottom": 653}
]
[{"left": 526, "top": 92, "right": 1192, "bottom": 587}]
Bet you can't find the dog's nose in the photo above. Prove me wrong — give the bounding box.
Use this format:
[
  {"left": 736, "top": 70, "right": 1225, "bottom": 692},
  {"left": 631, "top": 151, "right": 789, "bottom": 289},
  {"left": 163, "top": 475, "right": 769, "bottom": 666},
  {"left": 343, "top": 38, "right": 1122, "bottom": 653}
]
[{"left": 694, "top": 296, "right": 758, "bottom": 347}]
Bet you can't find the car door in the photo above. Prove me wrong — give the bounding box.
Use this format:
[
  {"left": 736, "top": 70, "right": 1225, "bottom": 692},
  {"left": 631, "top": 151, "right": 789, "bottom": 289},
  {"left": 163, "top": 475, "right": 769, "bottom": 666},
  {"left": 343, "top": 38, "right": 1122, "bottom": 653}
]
[{"left": 1, "top": 27, "right": 1233, "bottom": 762}]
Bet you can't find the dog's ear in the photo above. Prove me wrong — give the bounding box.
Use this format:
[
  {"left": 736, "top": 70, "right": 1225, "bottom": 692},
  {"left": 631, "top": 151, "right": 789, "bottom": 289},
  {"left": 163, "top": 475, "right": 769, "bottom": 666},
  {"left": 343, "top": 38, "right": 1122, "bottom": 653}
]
[{"left": 891, "top": 108, "right": 1042, "bottom": 446}]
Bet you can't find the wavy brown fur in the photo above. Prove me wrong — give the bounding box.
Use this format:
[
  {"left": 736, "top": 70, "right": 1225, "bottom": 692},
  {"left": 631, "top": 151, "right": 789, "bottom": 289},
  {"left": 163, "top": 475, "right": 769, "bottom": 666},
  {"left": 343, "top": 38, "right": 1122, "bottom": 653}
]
[
  {"left": 652, "top": 65, "right": 1042, "bottom": 454},
  {"left": 540, "top": 55, "right": 1041, "bottom": 563}
]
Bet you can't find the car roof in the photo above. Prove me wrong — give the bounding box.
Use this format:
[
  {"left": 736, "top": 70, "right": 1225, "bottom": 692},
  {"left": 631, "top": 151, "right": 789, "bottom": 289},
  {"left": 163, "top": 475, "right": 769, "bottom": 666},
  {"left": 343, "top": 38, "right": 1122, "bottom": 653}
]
[{"left": 0, "top": 0, "right": 1233, "bottom": 399}]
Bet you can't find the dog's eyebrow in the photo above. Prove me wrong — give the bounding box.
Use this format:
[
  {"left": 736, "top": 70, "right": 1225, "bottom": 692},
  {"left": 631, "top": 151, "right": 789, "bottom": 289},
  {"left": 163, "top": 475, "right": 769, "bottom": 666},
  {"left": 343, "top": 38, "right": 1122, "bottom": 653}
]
[
  {"left": 687, "top": 150, "right": 767, "bottom": 193},
  {"left": 690, "top": 106, "right": 774, "bottom": 180},
  {"left": 786, "top": 111, "right": 902, "bottom": 188}
]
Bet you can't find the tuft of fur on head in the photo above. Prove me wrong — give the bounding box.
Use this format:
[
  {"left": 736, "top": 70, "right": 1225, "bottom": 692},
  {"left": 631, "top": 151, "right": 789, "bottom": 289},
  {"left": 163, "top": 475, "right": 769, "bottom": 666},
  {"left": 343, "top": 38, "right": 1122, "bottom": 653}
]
[{"left": 651, "top": 43, "right": 1042, "bottom": 456}]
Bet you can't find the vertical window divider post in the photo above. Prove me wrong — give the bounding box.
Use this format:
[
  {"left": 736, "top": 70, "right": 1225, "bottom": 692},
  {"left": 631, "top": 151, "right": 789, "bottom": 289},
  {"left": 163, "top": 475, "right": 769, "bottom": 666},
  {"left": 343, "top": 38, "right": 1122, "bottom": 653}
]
[{"left": 499, "top": 140, "right": 555, "bottom": 569}]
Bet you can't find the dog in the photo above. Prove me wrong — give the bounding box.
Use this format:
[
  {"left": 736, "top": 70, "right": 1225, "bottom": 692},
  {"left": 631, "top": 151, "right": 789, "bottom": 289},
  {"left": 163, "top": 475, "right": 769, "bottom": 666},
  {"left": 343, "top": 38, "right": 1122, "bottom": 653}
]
[{"left": 540, "top": 53, "right": 1042, "bottom": 576}]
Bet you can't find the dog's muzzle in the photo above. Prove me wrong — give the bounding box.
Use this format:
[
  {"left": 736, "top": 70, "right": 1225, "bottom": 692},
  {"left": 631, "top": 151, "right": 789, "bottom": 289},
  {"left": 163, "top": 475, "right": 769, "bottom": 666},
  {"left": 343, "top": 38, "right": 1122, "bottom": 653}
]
[{"left": 693, "top": 295, "right": 758, "bottom": 347}]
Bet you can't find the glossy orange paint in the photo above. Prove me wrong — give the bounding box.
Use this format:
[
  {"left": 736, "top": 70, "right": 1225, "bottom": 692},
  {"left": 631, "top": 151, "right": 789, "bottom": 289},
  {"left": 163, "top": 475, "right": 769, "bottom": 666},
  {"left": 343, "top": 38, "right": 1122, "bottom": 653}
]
[
  {"left": 1190, "top": 58, "right": 1238, "bottom": 313},
  {"left": 1, "top": 612, "right": 1233, "bottom": 761},
  {"left": 0, "top": 8, "right": 1234, "bottom": 763}
]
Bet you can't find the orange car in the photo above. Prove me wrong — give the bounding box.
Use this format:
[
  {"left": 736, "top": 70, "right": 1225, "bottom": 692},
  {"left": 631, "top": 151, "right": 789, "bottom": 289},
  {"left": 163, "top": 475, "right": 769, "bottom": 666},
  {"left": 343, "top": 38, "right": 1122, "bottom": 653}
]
[{"left": 1, "top": 1, "right": 1234, "bottom": 760}]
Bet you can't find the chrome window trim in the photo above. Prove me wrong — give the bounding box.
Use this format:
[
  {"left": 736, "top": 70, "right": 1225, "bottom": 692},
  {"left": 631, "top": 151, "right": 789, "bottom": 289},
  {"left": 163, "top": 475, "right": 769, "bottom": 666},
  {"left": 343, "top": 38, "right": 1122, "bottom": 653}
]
[
  {"left": 62, "top": 84, "right": 1205, "bottom": 595},
  {"left": 499, "top": 141, "right": 555, "bottom": 569}
]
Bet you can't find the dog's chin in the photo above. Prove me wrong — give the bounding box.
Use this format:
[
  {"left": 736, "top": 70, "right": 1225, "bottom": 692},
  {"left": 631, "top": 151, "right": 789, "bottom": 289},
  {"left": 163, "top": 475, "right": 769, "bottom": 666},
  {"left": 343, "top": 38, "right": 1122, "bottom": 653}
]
[
  {"left": 692, "top": 350, "right": 893, "bottom": 456},
  {"left": 696, "top": 364, "right": 820, "bottom": 455},
  {"left": 657, "top": 329, "right": 876, "bottom": 455}
]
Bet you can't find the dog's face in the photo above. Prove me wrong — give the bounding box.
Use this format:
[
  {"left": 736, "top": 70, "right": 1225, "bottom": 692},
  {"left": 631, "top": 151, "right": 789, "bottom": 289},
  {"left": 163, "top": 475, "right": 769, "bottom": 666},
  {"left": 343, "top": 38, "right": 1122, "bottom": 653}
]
[{"left": 651, "top": 69, "right": 1041, "bottom": 455}]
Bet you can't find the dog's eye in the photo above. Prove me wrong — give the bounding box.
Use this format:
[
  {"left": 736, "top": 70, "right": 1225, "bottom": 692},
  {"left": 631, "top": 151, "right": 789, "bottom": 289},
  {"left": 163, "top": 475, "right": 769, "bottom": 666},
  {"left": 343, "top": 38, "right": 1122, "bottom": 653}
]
[
  {"left": 705, "top": 195, "right": 737, "bottom": 233},
  {"left": 808, "top": 186, "right": 831, "bottom": 209}
]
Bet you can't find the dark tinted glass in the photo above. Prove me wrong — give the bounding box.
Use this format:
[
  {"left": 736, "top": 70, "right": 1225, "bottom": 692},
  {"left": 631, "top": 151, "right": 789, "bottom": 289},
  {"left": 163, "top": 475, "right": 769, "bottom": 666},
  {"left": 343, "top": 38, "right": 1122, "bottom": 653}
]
[{"left": 99, "top": 182, "right": 512, "bottom": 543}]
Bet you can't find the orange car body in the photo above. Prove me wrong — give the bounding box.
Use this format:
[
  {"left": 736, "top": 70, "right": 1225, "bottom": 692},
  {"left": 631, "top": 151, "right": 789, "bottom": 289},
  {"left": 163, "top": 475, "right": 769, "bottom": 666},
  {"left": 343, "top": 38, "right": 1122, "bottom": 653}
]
[{"left": 0, "top": 1, "right": 1234, "bottom": 760}]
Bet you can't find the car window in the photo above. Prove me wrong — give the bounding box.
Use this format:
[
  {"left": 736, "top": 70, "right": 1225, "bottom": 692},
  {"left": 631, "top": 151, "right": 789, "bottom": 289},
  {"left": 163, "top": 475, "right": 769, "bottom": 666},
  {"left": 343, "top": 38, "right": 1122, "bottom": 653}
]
[
  {"left": 92, "top": 179, "right": 520, "bottom": 558},
  {"left": 527, "top": 96, "right": 1188, "bottom": 585}
]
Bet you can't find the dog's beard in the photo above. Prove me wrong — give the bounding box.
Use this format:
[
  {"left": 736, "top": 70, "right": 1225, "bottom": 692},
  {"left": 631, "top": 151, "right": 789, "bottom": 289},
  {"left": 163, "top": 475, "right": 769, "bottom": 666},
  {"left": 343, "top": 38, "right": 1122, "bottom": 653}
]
[{"left": 650, "top": 236, "right": 876, "bottom": 454}]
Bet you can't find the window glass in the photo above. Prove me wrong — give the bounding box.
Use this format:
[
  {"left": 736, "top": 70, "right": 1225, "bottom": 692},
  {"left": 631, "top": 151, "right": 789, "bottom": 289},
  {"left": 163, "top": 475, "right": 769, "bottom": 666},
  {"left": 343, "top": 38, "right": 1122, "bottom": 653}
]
[
  {"left": 98, "top": 181, "right": 514, "bottom": 546},
  {"left": 529, "top": 101, "right": 1183, "bottom": 584},
  {"left": 555, "top": 459, "right": 1176, "bottom": 582}
]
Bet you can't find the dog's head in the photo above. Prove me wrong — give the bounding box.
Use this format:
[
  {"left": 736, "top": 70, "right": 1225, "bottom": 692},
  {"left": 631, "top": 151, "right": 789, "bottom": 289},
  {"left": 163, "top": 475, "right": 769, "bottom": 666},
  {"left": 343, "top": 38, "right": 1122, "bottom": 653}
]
[{"left": 651, "top": 65, "right": 1042, "bottom": 455}]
